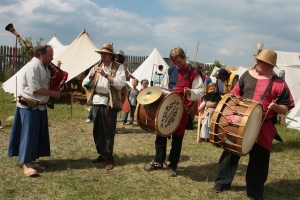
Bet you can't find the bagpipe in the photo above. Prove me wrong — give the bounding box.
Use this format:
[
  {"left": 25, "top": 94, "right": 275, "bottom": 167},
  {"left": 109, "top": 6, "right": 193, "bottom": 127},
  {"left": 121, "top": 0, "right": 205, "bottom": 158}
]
[{"left": 5, "top": 23, "right": 67, "bottom": 109}]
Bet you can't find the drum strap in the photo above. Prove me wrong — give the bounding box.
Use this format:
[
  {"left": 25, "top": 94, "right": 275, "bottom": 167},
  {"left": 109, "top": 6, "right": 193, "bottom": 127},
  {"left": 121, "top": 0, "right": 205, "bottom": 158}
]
[
  {"left": 172, "top": 66, "right": 194, "bottom": 91},
  {"left": 260, "top": 75, "right": 275, "bottom": 101}
]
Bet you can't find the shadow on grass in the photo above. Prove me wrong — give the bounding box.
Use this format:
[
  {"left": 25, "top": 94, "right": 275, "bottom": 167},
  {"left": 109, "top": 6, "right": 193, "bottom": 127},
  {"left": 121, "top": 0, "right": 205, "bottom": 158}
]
[
  {"left": 265, "top": 179, "right": 300, "bottom": 199},
  {"left": 115, "top": 155, "right": 191, "bottom": 167},
  {"left": 40, "top": 154, "right": 188, "bottom": 171},
  {"left": 39, "top": 158, "right": 95, "bottom": 172},
  {"left": 180, "top": 163, "right": 248, "bottom": 183},
  {"left": 272, "top": 140, "right": 300, "bottom": 153},
  {"left": 116, "top": 127, "right": 149, "bottom": 134}
]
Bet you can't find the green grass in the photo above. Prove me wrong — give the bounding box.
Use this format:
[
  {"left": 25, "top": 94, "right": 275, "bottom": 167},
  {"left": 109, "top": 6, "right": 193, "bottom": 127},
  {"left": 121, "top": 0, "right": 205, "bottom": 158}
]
[{"left": 0, "top": 82, "right": 300, "bottom": 200}]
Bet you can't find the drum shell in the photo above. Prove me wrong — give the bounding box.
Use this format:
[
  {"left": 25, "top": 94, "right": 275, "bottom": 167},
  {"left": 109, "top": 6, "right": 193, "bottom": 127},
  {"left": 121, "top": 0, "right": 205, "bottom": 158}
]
[
  {"left": 210, "top": 94, "right": 262, "bottom": 156},
  {"left": 136, "top": 92, "right": 183, "bottom": 137}
]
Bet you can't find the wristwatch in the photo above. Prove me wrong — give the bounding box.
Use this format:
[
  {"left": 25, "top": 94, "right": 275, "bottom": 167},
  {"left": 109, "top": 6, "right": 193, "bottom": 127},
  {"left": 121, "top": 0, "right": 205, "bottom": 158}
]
[{"left": 104, "top": 74, "right": 108, "bottom": 78}]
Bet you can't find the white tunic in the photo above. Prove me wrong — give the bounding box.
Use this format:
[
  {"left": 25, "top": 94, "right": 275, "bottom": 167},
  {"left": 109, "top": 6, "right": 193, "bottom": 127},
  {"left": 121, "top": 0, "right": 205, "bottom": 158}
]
[
  {"left": 82, "top": 62, "right": 126, "bottom": 105},
  {"left": 18, "top": 57, "right": 51, "bottom": 110}
]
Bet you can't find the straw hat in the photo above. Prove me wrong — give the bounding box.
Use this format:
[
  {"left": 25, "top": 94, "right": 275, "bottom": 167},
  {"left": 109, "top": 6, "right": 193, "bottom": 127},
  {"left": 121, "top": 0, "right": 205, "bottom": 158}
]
[
  {"left": 95, "top": 44, "right": 115, "bottom": 54},
  {"left": 254, "top": 49, "right": 277, "bottom": 67}
]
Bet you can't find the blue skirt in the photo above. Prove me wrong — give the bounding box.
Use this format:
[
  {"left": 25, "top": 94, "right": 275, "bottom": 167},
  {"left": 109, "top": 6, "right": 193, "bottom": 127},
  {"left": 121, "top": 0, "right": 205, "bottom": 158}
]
[{"left": 7, "top": 107, "right": 51, "bottom": 163}]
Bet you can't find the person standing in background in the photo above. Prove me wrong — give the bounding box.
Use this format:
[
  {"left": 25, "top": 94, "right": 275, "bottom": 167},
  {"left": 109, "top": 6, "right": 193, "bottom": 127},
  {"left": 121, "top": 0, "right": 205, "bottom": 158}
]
[
  {"left": 153, "top": 65, "right": 164, "bottom": 87},
  {"left": 122, "top": 79, "right": 139, "bottom": 127}
]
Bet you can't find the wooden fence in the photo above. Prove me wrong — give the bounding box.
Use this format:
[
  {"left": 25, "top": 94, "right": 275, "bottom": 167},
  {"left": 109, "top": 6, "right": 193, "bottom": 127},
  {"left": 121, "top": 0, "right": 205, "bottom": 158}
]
[{"left": 0, "top": 45, "right": 25, "bottom": 74}]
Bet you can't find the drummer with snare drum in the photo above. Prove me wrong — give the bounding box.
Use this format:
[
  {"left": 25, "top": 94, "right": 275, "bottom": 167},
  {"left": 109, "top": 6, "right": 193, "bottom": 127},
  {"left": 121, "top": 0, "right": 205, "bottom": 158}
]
[
  {"left": 213, "top": 49, "right": 295, "bottom": 200},
  {"left": 143, "top": 47, "right": 204, "bottom": 177}
]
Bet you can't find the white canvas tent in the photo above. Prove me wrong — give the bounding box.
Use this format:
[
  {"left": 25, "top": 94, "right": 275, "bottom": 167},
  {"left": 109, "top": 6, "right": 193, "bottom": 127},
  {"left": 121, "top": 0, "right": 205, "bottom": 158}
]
[
  {"left": 47, "top": 34, "right": 69, "bottom": 60},
  {"left": 274, "top": 51, "right": 300, "bottom": 130},
  {"left": 286, "top": 99, "right": 300, "bottom": 130},
  {"left": 128, "top": 48, "right": 169, "bottom": 90},
  {"left": 52, "top": 29, "right": 100, "bottom": 82}
]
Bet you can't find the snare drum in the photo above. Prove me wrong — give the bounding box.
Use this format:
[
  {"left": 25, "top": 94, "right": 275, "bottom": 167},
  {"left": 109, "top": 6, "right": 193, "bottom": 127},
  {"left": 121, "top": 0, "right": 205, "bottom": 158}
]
[
  {"left": 136, "top": 89, "right": 184, "bottom": 137},
  {"left": 210, "top": 94, "right": 263, "bottom": 156}
]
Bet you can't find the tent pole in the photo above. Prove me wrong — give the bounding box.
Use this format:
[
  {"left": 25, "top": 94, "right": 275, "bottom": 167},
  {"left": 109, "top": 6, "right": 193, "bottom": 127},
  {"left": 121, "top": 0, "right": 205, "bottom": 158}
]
[
  {"left": 71, "top": 93, "right": 72, "bottom": 118},
  {"left": 16, "top": 76, "right": 17, "bottom": 106},
  {"left": 2, "top": 88, "right": 4, "bottom": 109}
]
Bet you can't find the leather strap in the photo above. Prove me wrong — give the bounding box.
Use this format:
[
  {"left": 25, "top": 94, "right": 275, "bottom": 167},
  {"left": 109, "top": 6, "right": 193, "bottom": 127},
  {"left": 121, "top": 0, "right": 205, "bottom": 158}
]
[
  {"left": 260, "top": 75, "right": 275, "bottom": 101},
  {"left": 172, "top": 66, "right": 193, "bottom": 91}
]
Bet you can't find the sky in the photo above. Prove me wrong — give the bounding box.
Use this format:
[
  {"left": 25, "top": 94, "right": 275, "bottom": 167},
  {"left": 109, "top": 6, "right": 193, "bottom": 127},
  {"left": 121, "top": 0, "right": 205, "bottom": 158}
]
[{"left": 0, "top": 0, "right": 299, "bottom": 67}]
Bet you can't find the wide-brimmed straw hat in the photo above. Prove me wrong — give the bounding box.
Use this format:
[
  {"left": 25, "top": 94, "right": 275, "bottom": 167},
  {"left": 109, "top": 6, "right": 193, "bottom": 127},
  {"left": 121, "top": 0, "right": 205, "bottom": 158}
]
[
  {"left": 254, "top": 49, "right": 277, "bottom": 67},
  {"left": 95, "top": 44, "right": 115, "bottom": 55}
]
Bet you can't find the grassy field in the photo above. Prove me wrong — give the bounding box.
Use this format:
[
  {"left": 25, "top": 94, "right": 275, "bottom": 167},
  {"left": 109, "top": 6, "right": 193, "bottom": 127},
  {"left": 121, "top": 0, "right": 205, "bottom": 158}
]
[{"left": 0, "top": 84, "right": 300, "bottom": 200}]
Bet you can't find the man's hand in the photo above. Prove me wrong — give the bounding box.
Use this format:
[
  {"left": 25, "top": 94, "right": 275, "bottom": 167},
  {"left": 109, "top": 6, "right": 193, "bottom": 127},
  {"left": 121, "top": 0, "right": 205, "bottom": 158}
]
[{"left": 184, "top": 87, "right": 191, "bottom": 95}]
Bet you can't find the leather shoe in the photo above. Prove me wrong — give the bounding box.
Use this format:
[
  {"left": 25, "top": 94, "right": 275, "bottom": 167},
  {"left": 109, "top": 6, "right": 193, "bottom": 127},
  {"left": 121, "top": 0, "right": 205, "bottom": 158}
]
[
  {"left": 105, "top": 156, "right": 114, "bottom": 170},
  {"left": 213, "top": 185, "right": 228, "bottom": 193},
  {"left": 91, "top": 155, "right": 105, "bottom": 163}
]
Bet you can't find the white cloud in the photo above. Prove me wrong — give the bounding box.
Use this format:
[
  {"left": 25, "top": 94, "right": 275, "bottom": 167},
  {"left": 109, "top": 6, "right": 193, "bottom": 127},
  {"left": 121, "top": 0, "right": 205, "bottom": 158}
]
[{"left": 1, "top": 0, "right": 300, "bottom": 66}]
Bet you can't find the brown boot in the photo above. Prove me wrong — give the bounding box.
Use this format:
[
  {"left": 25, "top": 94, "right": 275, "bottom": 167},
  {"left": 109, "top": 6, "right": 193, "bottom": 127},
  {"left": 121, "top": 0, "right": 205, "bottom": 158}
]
[{"left": 105, "top": 156, "right": 114, "bottom": 170}]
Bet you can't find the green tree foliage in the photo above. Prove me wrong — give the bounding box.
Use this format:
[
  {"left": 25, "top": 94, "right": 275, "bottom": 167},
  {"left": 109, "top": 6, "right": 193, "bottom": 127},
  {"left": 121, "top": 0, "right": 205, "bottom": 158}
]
[
  {"left": 18, "top": 37, "right": 44, "bottom": 64},
  {"left": 209, "top": 60, "right": 222, "bottom": 73}
]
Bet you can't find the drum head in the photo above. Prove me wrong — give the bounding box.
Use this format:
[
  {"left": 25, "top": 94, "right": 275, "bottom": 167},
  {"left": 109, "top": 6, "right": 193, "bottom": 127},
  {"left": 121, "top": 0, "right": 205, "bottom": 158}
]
[
  {"left": 155, "top": 92, "right": 183, "bottom": 136},
  {"left": 242, "top": 104, "right": 262, "bottom": 154}
]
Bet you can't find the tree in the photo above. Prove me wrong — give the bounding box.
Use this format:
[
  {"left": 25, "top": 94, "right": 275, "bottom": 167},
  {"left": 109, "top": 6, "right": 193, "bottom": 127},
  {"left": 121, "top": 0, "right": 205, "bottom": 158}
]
[
  {"left": 209, "top": 60, "right": 222, "bottom": 73},
  {"left": 18, "top": 37, "right": 44, "bottom": 64}
]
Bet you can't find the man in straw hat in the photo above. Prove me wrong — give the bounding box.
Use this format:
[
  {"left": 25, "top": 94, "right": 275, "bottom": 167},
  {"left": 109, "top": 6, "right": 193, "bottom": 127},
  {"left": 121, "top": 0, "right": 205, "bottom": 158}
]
[
  {"left": 213, "top": 49, "right": 295, "bottom": 200},
  {"left": 82, "top": 43, "right": 126, "bottom": 170}
]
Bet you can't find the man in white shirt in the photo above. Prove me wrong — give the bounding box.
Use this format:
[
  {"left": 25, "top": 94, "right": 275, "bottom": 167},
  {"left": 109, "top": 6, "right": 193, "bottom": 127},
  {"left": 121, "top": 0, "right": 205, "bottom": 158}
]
[
  {"left": 82, "top": 43, "right": 126, "bottom": 170},
  {"left": 8, "top": 45, "right": 61, "bottom": 177}
]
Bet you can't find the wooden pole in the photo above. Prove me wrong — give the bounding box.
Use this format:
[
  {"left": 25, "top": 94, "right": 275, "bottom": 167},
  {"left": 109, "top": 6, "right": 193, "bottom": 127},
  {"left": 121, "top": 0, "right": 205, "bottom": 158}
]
[
  {"left": 193, "top": 41, "right": 199, "bottom": 65},
  {"left": 15, "top": 76, "right": 17, "bottom": 106},
  {"left": 2, "top": 89, "right": 4, "bottom": 109},
  {"left": 192, "top": 41, "right": 203, "bottom": 142},
  {"left": 70, "top": 93, "right": 73, "bottom": 118}
]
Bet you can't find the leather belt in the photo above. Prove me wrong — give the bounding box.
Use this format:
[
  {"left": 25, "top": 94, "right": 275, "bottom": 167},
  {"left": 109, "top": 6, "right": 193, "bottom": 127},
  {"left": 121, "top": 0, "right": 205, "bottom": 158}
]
[{"left": 94, "top": 92, "right": 109, "bottom": 97}]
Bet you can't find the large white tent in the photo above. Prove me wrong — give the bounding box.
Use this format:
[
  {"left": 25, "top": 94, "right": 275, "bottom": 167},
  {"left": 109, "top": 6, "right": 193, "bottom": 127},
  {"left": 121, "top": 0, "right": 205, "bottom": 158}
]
[
  {"left": 47, "top": 34, "right": 69, "bottom": 60},
  {"left": 286, "top": 99, "right": 300, "bottom": 130},
  {"left": 52, "top": 29, "right": 100, "bottom": 82},
  {"left": 129, "top": 48, "right": 169, "bottom": 90},
  {"left": 274, "top": 50, "right": 300, "bottom": 130},
  {"left": 274, "top": 51, "right": 300, "bottom": 104}
]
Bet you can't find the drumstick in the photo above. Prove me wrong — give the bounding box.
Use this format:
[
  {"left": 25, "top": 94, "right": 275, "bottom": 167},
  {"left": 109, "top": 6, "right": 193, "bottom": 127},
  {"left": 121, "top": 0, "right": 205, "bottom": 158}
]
[{"left": 260, "top": 97, "right": 278, "bottom": 127}]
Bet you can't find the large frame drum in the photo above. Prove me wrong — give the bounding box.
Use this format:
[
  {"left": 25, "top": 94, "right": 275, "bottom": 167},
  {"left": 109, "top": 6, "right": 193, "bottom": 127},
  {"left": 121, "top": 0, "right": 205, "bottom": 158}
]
[
  {"left": 136, "top": 89, "right": 183, "bottom": 137},
  {"left": 210, "top": 94, "right": 263, "bottom": 156}
]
